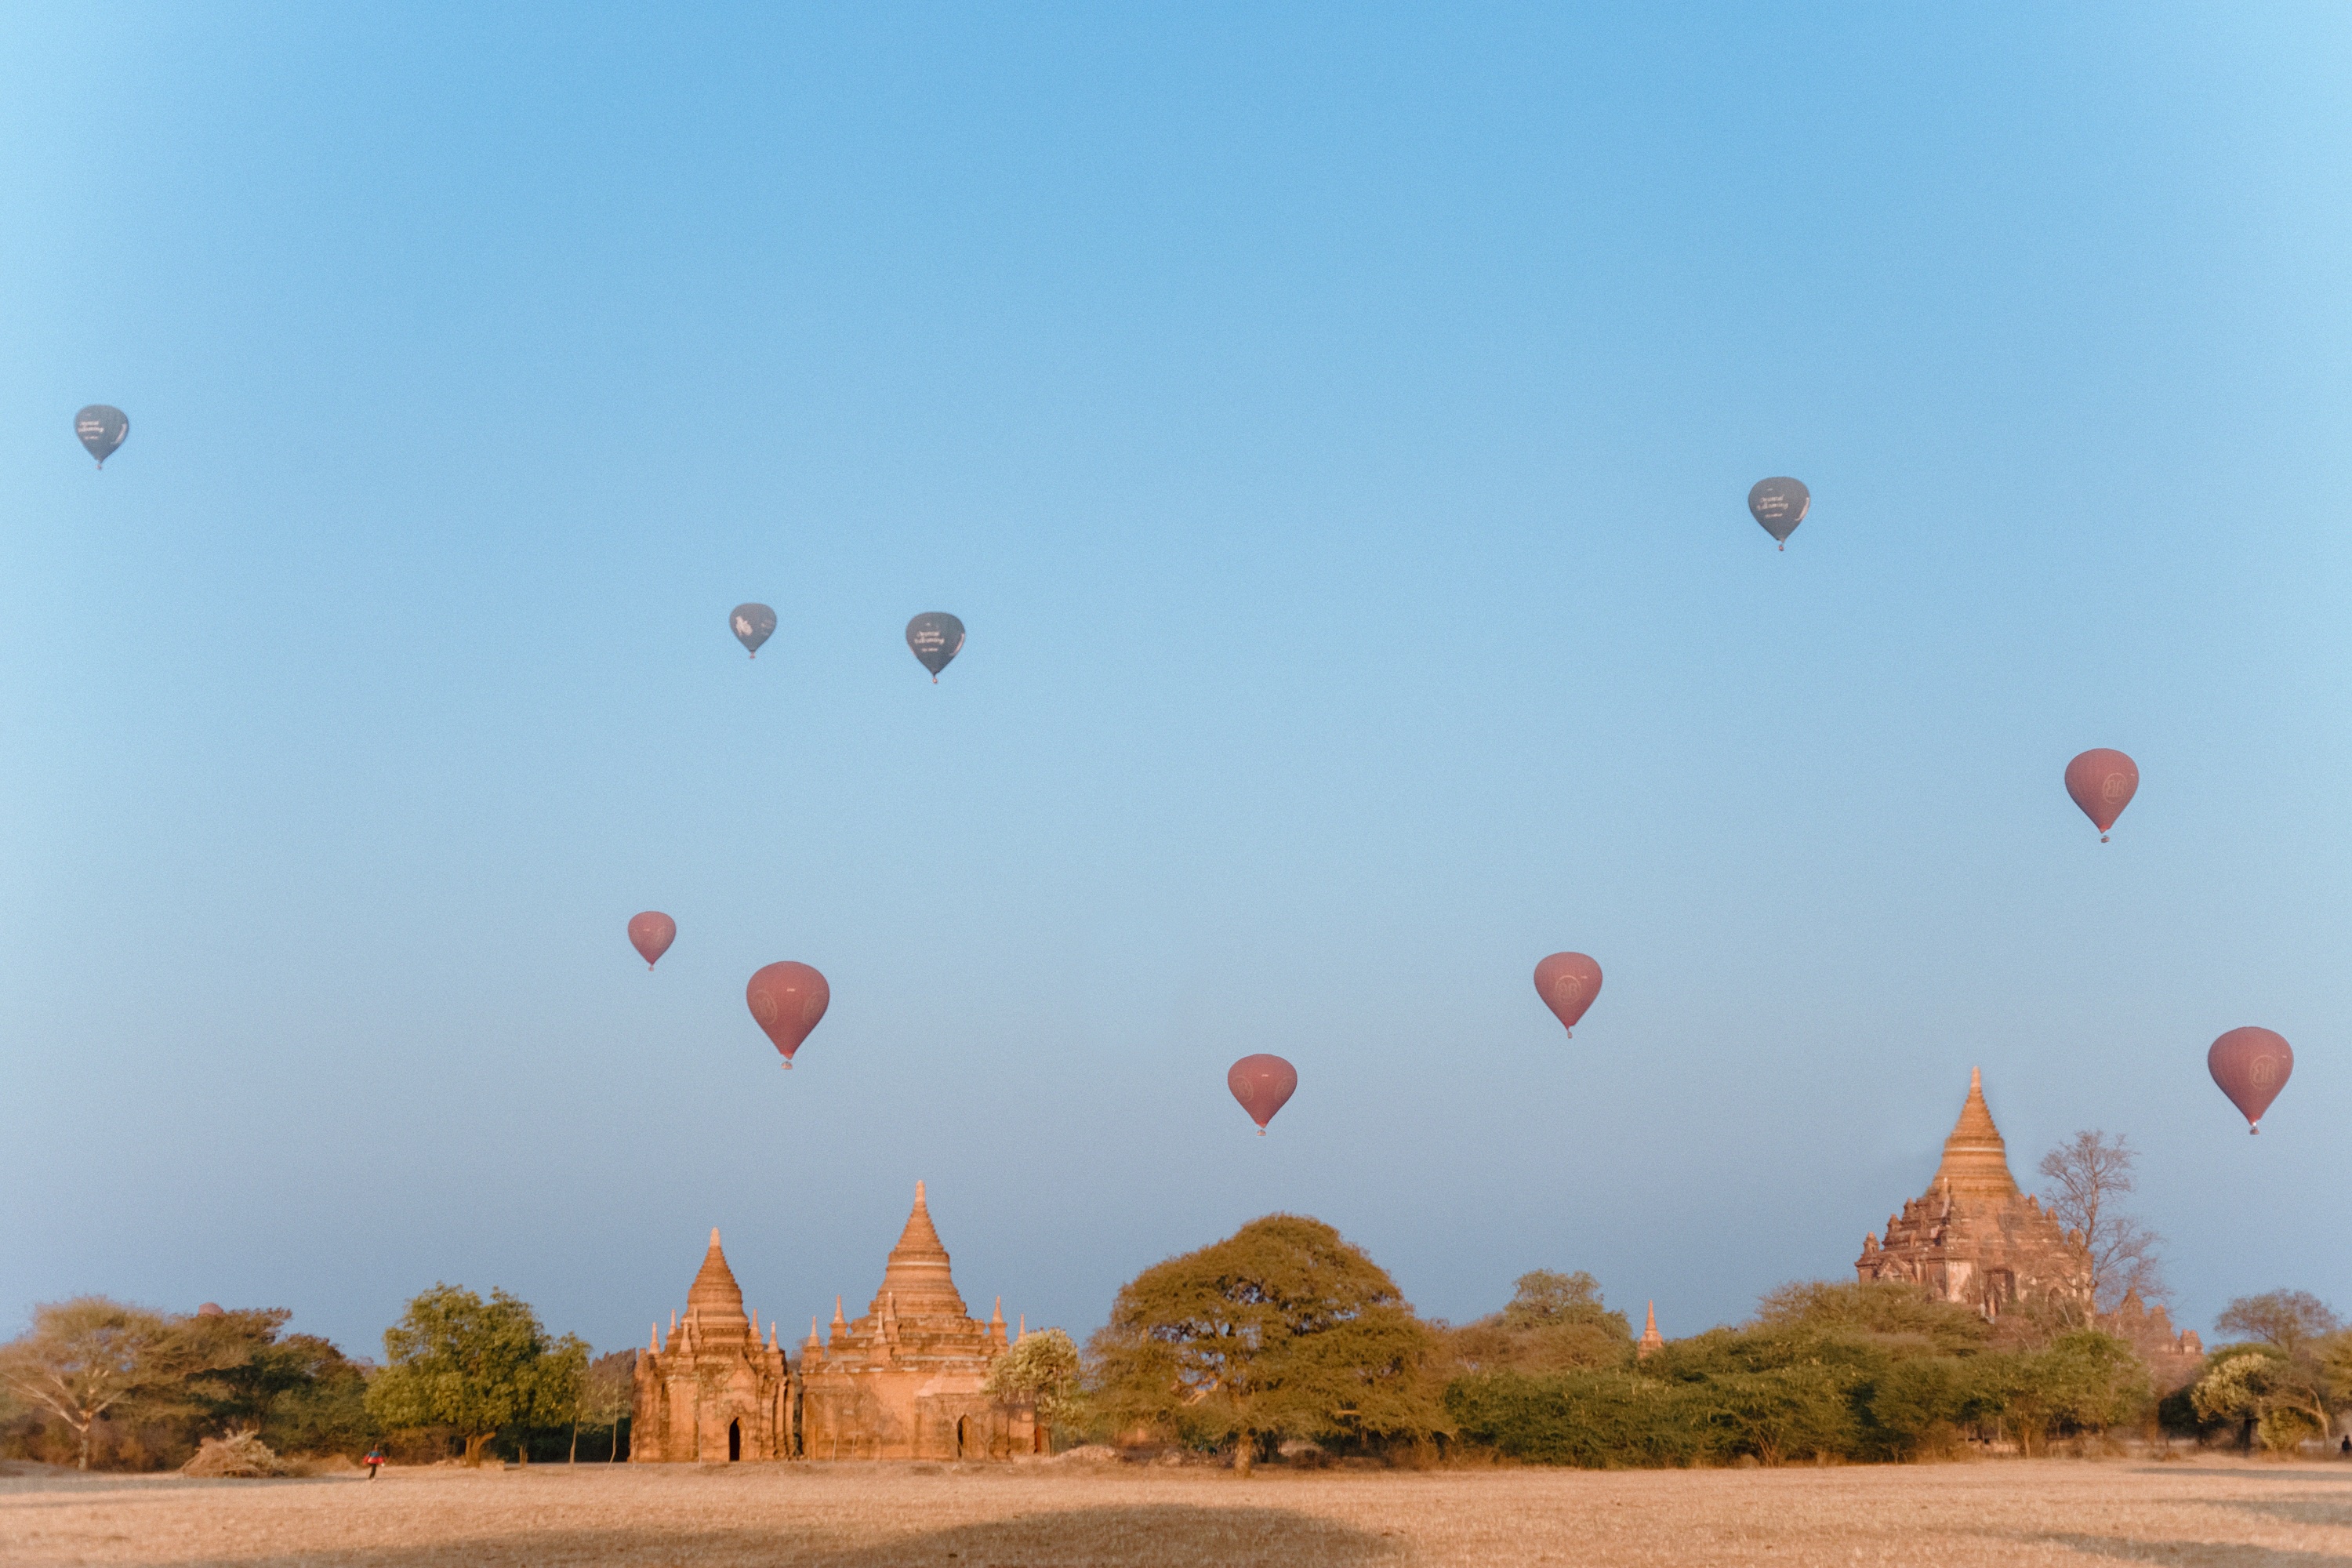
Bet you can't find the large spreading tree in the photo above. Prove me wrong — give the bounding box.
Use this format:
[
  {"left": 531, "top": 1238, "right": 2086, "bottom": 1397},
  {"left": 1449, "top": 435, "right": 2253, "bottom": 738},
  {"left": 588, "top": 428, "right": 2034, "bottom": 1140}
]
[
  {"left": 364, "top": 1284, "right": 586, "bottom": 1465},
  {"left": 0, "top": 1299, "right": 184, "bottom": 1469},
  {"left": 1088, "top": 1213, "right": 1444, "bottom": 1474}
]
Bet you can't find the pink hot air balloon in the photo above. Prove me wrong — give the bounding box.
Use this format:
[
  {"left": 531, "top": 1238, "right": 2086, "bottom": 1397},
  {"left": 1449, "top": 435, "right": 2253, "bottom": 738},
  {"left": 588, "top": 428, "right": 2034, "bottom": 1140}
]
[
  {"left": 1534, "top": 953, "right": 1603, "bottom": 1037},
  {"left": 2208, "top": 1027, "right": 2293, "bottom": 1134},
  {"left": 1228, "top": 1054, "right": 1298, "bottom": 1134},
  {"left": 746, "top": 961, "right": 829, "bottom": 1069},
  {"left": 2064, "top": 750, "right": 2139, "bottom": 842},
  {"left": 627, "top": 912, "right": 677, "bottom": 970}
]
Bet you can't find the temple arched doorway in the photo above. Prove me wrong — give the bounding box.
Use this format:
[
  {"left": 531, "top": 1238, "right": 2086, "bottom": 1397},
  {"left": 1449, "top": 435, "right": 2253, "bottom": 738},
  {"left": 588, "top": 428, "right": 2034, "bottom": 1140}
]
[
  {"left": 728, "top": 1420, "right": 742, "bottom": 1461},
  {"left": 955, "top": 1417, "right": 970, "bottom": 1458}
]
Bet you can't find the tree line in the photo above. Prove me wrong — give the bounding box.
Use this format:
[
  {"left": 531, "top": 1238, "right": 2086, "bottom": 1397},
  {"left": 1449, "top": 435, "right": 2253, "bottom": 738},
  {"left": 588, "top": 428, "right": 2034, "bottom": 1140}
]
[
  {"left": 1000, "top": 1220, "right": 2350, "bottom": 1469},
  {"left": 6, "top": 1131, "right": 2346, "bottom": 1471},
  {"left": 0, "top": 1290, "right": 633, "bottom": 1472}
]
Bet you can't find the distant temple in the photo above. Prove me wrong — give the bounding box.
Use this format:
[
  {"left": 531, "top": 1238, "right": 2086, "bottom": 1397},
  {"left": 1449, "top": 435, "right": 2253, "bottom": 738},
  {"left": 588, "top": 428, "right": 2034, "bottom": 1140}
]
[
  {"left": 631, "top": 1182, "right": 1033, "bottom": 1463},
  {"left": 799, "top": 1181, "right": 1035, "bottom": 1459},
  {"left": 630, "top": 1230, "right": 794, "bottom": 1461},
  {"left": 1856, "top": 1068, "right": 2091, "bottom": 1319}
]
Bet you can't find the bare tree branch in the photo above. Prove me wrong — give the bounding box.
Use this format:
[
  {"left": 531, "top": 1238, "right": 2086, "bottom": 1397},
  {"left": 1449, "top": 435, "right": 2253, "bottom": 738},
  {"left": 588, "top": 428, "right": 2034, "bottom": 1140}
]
[{"left": 2038, "top": 1131, "right": 2166, "bottom": 1315}]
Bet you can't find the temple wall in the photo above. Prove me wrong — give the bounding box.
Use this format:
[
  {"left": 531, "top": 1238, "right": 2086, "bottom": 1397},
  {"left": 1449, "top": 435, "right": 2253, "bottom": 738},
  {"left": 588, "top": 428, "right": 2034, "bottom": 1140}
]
[
  {"left": 630, "top": 1345, "right": 793, "bottom": 1461},
  {"left": 800, "top": 1369, "right": 1032, "bottom": 1460}
]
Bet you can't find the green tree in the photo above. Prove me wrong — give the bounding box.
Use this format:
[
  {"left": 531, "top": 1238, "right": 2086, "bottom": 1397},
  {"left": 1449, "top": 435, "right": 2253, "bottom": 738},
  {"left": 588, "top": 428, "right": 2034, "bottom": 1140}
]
[
  {"left": 1705, "top": 1364, "right": 1861, "bottom": 1465},
  {"left": 982, "top": 1328, "right": 1087, "bottom": 1445},
  {"left": 533, "top": 1334, "right": 590, "bottom": 1464},
  {"left": 0, "top": 1299, "right": 183, "bottom": 1469},
  {"left": 2010, "top": 1330, "right": 2150, "bottom": 1450},
  {"left": 365, "top": 1285, "right": 574, "bottom": 1465},
  {"left": 256, "top": 1338, "right": 377, "bottom": 1457},
  {"left": 2198, "top": 1290, "right": 2343, "bottom": 1453},
  {"left": 1446, "top": 1271, "right": 1635, "bottom": 1375},
  {"left": 1445, "top": 1369, "right": 1715, "bottom": 1467},
  {"left": 2216, "top": 1291, "right": 2343, "bottom": 1358},
  {"left": 1089, "top": 1214, "right": 1445, "bottom": 1475},
  {"left": 1751, "top": 1279, "right": 1991, "bottom": 1359},
  {"left": 580, "top": 1351, "right": 635, "bottom": 1462}
]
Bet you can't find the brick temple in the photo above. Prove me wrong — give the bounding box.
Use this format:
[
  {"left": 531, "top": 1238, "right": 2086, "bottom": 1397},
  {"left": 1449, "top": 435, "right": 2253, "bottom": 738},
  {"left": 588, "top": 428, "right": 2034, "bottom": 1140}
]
[
  {"left": 630, "top": 1182, "right": 1033, "bottom": 1463},
  {"left": 1855, "top": 1068, "right": 2092, "bottom": 1319},
  {"left": 799, "top": 1181, "right": 1035, "bottom": 1459}
]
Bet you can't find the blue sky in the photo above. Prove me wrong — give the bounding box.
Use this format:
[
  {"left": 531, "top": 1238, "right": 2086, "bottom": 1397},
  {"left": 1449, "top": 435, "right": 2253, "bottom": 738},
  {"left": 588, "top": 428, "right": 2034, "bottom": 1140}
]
[{"left": 2, "top": 4, "right": 2347, "bottom": 1359}]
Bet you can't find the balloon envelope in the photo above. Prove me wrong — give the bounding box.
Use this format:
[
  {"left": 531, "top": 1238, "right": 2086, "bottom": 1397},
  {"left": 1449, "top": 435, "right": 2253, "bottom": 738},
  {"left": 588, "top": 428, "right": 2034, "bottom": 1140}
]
[
  {"left": 1747, "top": 477, "right": 1809, "bottom": 544},
  {"left": 1227, "top": 1053, "right": 1297, "bottom": 1133},
  {"left": 730, "top": 603, "right": 777, "bottom": 658},
  {"left": 906, "top": 612, "right": 966, "bottom": 679},
  {"left": 746, "top": 961, "right": 829, "bottom": 1067},
  {"left": 1534, "top": 952, "right": 1603, "bottom": 1036},
  {"left": 2208, "top": 1027, "right": 2292, "bottom": 1132},
  {"left": 74, "top": 405, "right": 128, "bottom": 467},
  {"left": 2063, "top": 749, "right": 2139, "bottom": 839},
  {"left": 627, "top": 911, "right": 677, "bottom": 970}
]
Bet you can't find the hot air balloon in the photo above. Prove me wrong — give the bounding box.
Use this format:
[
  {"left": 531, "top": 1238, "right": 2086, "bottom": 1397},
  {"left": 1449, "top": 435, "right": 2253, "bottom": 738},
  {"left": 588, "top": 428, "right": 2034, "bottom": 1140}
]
[
  {"left": 2208, "top": 1027, "right": 2292, "bottom": 1134},
  {"left": 2064, "top": 749, "right": 2139, "bottom": 842},
  {"left": 1748, "top": 477, "right": 1809, "bottom": 550},
  {"left": 74, "top": 405, "right": 129, "bottom": 469},
  {"left": 627, "top": 911, "right": 677, "bottom": 970},
  {"left": 1534, "top": 952, "right": 1603, "bottom": 1037},
  {"left": 1228, "top": 1054, "right": 1297, "bottom": 1134},
  {"left": 747, "top": 961, "right": 829, "bottom": 1068},
  {"left": 906, "top": 612, "right": 965, "bottom": 681},
  {"left": 730, "top": 604, "right": 777, "bottom": 659}
]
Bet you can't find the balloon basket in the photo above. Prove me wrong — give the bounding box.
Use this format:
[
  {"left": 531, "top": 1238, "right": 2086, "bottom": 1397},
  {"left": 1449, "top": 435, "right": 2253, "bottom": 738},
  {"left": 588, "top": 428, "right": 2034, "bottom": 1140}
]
[
  {"left": 781, "top": 1061, "right": 793, "bottom": 1070},
  {"left": 1257, "top": 1128, "right": 1265, "bottom": 1137}
]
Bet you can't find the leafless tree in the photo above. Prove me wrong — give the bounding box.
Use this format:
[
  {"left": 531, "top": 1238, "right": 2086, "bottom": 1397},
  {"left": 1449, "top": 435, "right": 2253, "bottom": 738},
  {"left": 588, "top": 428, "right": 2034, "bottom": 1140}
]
[{"left": 2038, "top": 1131, "right": 2165, "bottom": 1314}]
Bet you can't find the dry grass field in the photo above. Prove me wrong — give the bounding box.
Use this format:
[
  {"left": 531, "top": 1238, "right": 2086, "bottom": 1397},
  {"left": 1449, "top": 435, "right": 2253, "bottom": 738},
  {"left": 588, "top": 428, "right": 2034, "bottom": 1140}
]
[{"left": 2, "top": 1455, "right": 2347, "bottom": 1568}]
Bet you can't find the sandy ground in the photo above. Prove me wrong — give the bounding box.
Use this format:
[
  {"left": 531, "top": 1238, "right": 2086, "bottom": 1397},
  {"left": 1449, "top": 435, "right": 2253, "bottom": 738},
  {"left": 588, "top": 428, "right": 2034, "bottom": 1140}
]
[{"left": 1, "top": 1455, "right": 2347, "bottom": 1567}]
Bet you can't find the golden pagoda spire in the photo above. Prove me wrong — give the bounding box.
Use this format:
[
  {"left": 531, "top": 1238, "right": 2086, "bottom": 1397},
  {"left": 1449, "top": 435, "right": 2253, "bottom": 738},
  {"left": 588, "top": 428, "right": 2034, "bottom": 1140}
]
[
  {"left": 1930, "top": 1066, "right": 2021, "bottom": 1198},
  {"left": 869, "top": 1179, "right": 967, "bottom": 1319},
  {"left": 1637, "top": 1301, "right": 1664, "bottom": 1359},
  {"left": 684, "top": 1227, "right": 749, "bottom": 1339}
]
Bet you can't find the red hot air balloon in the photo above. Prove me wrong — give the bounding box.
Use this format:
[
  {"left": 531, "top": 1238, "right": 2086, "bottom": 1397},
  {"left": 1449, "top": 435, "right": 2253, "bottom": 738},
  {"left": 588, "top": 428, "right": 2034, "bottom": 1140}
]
[
  {"left": 627, "top": 912, "right": 677, "bottom": 970},
  {"left": 2064, "top": 750, "right": 2139, "bottom": 842},
  {"left": 747, "top": 961, "right": 829, "bottom": 1068},
  {"left": 1534, "top": 953, "right": 1603, "bottom": 1037},
  {"left": 1228, "top": 1054, "right": 1297, "bottom": 1134},
  {"left": 2208, "top": 1027, "right": 2293, "bottom": 1134}
]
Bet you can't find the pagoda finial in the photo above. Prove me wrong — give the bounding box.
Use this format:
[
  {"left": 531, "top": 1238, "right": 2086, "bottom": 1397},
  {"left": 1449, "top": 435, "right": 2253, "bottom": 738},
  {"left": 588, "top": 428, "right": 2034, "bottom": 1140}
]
[
  {"left": 806, "top": 1316, "right": 822, "bottom": 1353},
  {"left": 1637, "top": 1300, "right": 1664, "bottom": 1359},
  {"left": 915, "top": 1178, "right": 927, "bottom": 1209}
]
